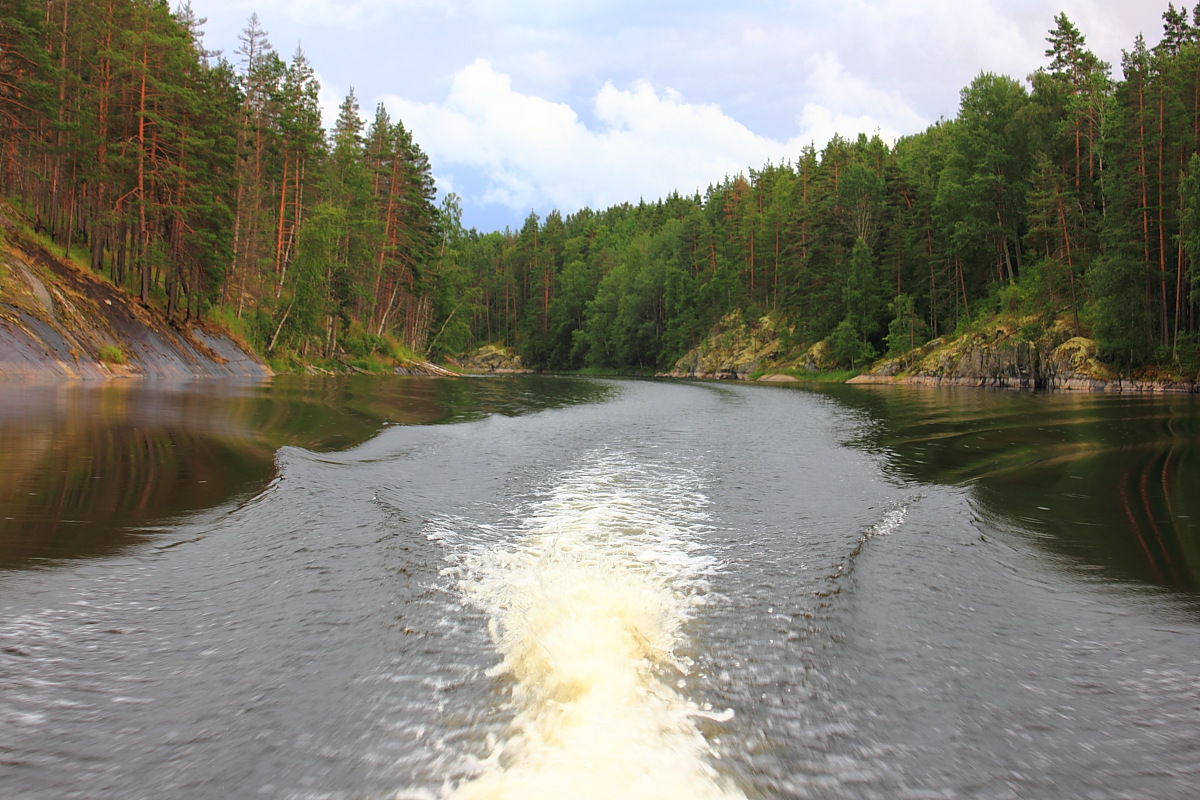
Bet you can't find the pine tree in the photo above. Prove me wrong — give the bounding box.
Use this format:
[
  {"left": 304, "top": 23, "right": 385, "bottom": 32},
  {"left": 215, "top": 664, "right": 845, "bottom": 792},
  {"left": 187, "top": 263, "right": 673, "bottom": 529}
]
[
  {"left": 936, "top": 73, "right": 1032, "bottom": 292},
  {"left": 0, "top": 0, "right": 52, "bottom": 199},
  {"left": 272, "top": 47, "right": 323, "bottom": 291},
  {"left": 1023, "top": 153, "right": 1084, "bottom": 330}
]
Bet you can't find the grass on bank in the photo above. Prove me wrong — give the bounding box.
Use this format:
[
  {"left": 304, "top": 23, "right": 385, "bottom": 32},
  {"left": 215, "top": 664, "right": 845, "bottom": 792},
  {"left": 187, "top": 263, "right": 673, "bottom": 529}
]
[
  {"left": 97, "top": 344, "right": 126, "bottom": 364},
  {"left": 748, "top": 367, "right": 860, "bottom": 383}
]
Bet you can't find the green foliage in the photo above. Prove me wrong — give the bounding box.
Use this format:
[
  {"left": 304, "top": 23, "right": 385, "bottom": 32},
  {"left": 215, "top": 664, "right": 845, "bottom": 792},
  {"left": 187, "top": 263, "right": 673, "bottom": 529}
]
[
  {"left": 935, "top": 72, "right": 1032, "bottom": 295},
  {"left": 827, "top": 319, "right": 877, "bottom": 368},
  {"left": 5, "top": 4, "right": 1200, "bottom": 380},
  {"left": 279, "top": 202, "right": 344, "bottom": 351},
  {"left": 823, "top": 237, "right": 886, "bottom": 368},
  {"left": 340, "top": 324, "right": 388, "bottom": 360},
  {"left": 885, "top": 293, "right": 929, "bottom": 357},
  {"left": 1180, "top": 154, "right": 1200, "bottom": 312},
  {"left": 1086, "top": 249, "right": 1154, "bottom": 367},
  {"left": 995, "top": 281, "right": 1027, "bottom": 316},
  {"left": 1170, "top": 332, "right": 1200, "bottom": 373},
  {"left": 1015, "top": 258, "right": 1074, "bottom": 322},
  {"left": 444, "top": 13, "right": 1200, "bottom": 376},
  {"left": 98, "top": 345, "right": 126, "bottom": 365},
  {"left": 747, "top": 367, "right": 860, "bottom": 383},
  {"left": 205, "top": 305, "right": 246, "bottom": 340}
]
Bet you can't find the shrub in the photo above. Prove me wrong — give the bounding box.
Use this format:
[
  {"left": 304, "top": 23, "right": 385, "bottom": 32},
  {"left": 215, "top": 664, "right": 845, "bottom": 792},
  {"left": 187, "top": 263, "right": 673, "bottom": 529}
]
[
  {"left": 827, "top": 318, "right": 876, "bottom": 368},
  {"left": 98, "top": 344, "right": 125, "bottom": 364}
]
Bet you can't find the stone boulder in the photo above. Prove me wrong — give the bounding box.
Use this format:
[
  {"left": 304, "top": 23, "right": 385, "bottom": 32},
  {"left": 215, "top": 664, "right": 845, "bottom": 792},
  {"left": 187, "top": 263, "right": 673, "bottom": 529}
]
[
  {"left": 669, "top": 313, "right": 788, "bottom": 379},
  {"left": 460, "top": 344, "right": 526, "bottom": 373}
]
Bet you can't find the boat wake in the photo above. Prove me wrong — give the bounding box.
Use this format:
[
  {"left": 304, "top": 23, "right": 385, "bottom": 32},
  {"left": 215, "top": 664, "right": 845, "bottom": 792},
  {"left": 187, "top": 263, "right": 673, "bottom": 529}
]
[{"left": 429, "top": 452, "right": 746, "bottom": 799}]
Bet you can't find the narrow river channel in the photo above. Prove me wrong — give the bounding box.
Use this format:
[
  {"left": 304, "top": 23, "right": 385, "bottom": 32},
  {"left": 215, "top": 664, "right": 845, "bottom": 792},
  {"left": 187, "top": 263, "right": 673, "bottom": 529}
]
[{"left": 1, "top": 376, "right": 1197, "bottom": 799}]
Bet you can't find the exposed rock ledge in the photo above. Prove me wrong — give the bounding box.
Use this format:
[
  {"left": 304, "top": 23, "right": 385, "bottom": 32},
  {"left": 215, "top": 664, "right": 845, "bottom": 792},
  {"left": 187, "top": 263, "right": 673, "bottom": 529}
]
[
  {"left": 847, "top": 372, "right": 1200, "bottom": 392},
  {"left": 850, "top": 328, "right": 1198, "bottom": 393},
  {"left": 1, "top": 227, "right": 270, "bottom": 382},
  {"left": 666, "top": 312, "right": 1198, "bottom": 393},
  {"left": 664, "top": 312, "right": 787, "bottom": 380},
  {"left": 456, "top": 343, "right": 529, "bottom": 374}
]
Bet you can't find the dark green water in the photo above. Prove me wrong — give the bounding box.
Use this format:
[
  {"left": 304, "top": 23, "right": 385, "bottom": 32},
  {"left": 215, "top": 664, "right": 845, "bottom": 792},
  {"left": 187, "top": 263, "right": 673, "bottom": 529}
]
[
  {"left": 825, "top": 385, "right": 1200, "bottom": 591},
  {"left": 0, "top": 374, "right": 610, "bottom": 568}
]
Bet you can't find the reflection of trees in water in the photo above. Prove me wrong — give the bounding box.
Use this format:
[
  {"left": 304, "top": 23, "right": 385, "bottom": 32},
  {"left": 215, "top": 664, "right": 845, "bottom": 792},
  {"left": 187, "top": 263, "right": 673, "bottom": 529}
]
[
  {"left": 971, "top": 437, "right": 1200, "bottom": 592},
  {"left": 0, "top": 375, "right": 614, "bottom": 568},
  {"left": 0, "top": 395, "right": 275, "bottom": 567},
  {"left": 822, "top": 384, "right": 1200, "bottom": 592},
  {"left": 1111, "top": 442, "right": 1198, "bottom": 590}
]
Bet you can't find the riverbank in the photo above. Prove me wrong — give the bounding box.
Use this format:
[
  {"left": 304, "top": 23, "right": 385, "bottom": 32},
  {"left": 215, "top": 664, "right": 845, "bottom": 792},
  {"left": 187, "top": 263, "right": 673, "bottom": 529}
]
[
  {"left": 667, "top": 312, "right": 1200, "bottom": 393},
  {"left": 7, "top": 211, "right": 1195, "bottom": 394},
  {"left": 0, "top": 209, "right": 466, "bottom": 383},
  {"left": 841, "top": 372, "right": 1200, "bottom": 393},
  {"left": 0, "top": 213, "right": 270, "bottom": 382}
]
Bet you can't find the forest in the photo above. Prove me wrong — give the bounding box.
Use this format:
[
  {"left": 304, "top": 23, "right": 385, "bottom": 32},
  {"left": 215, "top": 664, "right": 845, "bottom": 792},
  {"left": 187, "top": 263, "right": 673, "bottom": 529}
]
[{"left": 3, "top": 1, "right": 1200, "bottom": 375}]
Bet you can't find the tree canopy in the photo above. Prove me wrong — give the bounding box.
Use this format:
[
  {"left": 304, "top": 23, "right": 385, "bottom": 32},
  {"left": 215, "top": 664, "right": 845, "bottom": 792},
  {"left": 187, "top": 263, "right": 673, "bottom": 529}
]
[{"left": 3, "top": 3, "right": 1200, "bottom": 375}]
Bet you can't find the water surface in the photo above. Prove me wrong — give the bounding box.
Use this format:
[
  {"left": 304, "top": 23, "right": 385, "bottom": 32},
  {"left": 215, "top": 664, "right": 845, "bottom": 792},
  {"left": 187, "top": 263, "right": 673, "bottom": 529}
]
[
  {"left": 826, "top": 385, "right": 1200, "bottom": 590},
  {"left": 0, "top": 377, "right": 1196, "bottom": 799}
]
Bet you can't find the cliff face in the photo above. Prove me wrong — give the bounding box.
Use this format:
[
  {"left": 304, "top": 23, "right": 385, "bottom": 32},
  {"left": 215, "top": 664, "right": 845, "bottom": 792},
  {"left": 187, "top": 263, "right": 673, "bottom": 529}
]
[
  {"left": 850, "top": 327, "right": 1097, "bottom": 390},
  {"left": 0, "top": 224, "right": 270, "bottom": 382}
]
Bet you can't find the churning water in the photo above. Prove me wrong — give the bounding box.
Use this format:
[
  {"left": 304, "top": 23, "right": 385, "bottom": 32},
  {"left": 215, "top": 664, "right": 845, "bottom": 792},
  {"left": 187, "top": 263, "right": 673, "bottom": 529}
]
[
  {"left": 432, "top": 453, "right": 743, "bottom": 799},
  {"left": 0, "top": 377, "right": 1197, "bottom": 799}
]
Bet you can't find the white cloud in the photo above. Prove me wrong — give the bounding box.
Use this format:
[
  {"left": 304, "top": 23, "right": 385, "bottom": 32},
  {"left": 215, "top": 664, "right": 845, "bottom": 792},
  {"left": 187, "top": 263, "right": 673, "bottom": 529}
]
[
  {"left": 384, "top": 59, "right": 926, "bottom": 220},
  {"left": 199, "top": 0, "right": 1166, "bottom": 229},
  {"left": 796, "top": 52, "right": 930, "bottom": 147},
  {"left": 238, "top": 0, "right": 442, "bottom": 29},
  {"left": 312, "top": 70, "right": 344, "bottom": 130}
]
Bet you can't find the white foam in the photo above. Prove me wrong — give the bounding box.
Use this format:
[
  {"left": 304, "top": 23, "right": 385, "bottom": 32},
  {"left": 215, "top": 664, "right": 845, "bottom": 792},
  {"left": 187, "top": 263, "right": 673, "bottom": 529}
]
[{"left": 439, "top": 454, "right": 745, "bottom": 799}]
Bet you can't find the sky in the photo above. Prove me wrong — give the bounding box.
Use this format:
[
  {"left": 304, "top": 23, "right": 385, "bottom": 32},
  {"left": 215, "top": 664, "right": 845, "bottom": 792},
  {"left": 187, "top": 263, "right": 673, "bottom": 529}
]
[{"left": 189, "top": 0, "right": 1168, "bottom": 232}]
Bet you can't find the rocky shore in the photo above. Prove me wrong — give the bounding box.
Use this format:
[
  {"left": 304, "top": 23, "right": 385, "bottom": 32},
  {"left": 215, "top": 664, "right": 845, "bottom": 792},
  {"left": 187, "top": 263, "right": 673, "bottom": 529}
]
[
  {"left": 667, "top": 313, "right": 1199, "bottom": 393},
  {"left": 455, "top": 343, "right": 528, "bottom": 373},
  {"left": 1, "top": 225, "right": 270, "bottom": 382}
]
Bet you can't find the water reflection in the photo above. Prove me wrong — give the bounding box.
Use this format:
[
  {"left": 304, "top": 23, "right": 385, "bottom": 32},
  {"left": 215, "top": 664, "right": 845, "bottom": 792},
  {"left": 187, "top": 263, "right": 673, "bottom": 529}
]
[
  {"left": 821, "top": 385, "right": 1200, "bottom": 592},
  {"left": 0, "top": 375, "right": 612, "bottom": 569}
]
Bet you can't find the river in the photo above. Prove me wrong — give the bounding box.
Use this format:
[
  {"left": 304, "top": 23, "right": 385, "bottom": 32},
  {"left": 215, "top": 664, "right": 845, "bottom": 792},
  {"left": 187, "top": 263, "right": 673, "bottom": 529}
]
[{"left": 0, "top": 376, "right": 1196, "bottom": 799}]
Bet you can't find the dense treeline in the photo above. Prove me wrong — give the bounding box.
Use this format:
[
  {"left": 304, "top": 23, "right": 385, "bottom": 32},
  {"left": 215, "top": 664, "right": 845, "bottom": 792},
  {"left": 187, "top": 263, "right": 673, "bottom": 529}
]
[
  {"left": 5, "top": 3, "right": 1200, "bottom": 375},
  {"left": 0, "top": 1, "right": 470, "bottom": 364},
  {"left": 459, "top": 8, "right": 1200, "bottom": 374}
]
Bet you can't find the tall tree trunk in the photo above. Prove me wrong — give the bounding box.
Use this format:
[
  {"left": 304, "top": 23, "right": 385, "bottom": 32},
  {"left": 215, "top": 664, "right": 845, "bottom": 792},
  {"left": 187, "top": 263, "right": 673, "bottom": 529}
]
[
  {"left": 137, "top": 35, "right": 150, "bottom": 303},
  {"left": 1158, "top": 88, "right": 1168, "bottom": 346},
  {"left": 1058, "top": 198, "right": 1080, "bottom": 335},
  {"left": 275, "top": 152, "right": 290, "bottom": 279}
]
